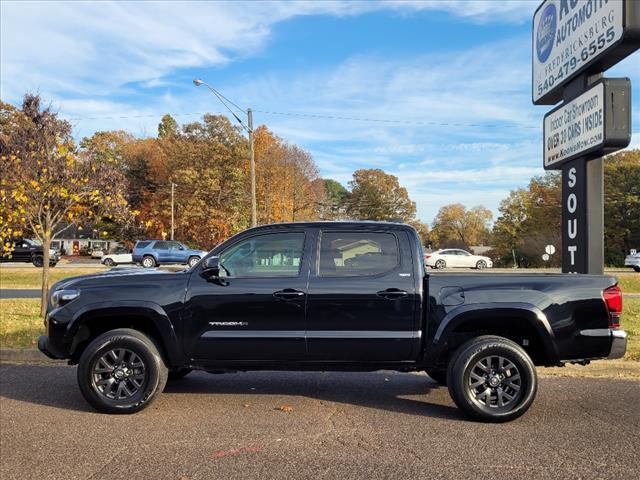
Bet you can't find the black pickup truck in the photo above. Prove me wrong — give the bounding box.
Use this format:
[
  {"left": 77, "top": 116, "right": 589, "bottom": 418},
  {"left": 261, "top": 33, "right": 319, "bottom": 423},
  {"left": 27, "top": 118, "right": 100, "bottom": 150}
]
[
  {"left": 38, "top": 222, "right": 627, "bottom": 421},
  {"left": 0, "top": 238, "right": 59, "bottom": 267}
]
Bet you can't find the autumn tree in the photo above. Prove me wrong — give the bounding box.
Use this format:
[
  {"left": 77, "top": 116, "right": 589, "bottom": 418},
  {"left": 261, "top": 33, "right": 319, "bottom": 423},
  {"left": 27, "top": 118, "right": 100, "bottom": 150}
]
[
  {"left": 319, "top": 179, "right": 351, "bottom": 220},
  {"left": 0, "top": 102, "right": 28, "bottom": 254},
  {"left": 492, "top": 189, "right": 529, "bottom": 266},
  {"left": 604, "top": 149, "right": 640, "bottom": 265},
  {"left": 1, "top": 95, "right": 131, "bottom": 314},
  {"left": 253, "top": 126, "right": 325, "bottom": 225},
  {"left": 491, "top": 173, "right": 562, "bottom": 267},
  {"left": 347, "top": 169, "right": 416, "bottom": 222},
  {"left": 430, "top": 204, "right": 492, "bottom": 248}
]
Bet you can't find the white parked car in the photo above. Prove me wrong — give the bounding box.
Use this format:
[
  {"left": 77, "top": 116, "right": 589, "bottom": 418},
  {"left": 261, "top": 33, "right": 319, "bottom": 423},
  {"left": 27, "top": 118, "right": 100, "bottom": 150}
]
[
  {"left": 625, "top": 251, "right": 640, "bottom": 272},
  {"left": 425, "top": 249, "right": 493, "bottom": 270},
  {"left": 101, "top": 247, "right": 134, "bottom": 267}
]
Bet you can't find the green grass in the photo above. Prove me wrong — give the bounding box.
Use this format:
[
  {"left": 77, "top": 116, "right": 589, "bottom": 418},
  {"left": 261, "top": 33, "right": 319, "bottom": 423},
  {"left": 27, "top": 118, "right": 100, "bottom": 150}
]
[
  {"left": 0, "top": 299, "right": 42, "bottom": 348},
  {"left": 623, "top": 298, "right": 640, "bottom": 361},
  {"left": 0, "top": 267, "right": 105, "bottom": 289},
  {"left": 617, "top": 273, "right": 640, "bottom": 294}
]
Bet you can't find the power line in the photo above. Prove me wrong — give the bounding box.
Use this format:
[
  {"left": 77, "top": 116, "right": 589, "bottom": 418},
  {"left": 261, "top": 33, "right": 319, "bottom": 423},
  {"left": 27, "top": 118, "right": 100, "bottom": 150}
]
[{"left": 61, "top": 109, "right": 539, "bottom": 130}]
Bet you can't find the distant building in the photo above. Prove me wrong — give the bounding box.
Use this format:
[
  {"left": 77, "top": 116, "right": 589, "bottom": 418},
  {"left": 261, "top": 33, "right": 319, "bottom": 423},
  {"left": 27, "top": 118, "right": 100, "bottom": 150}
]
[
  {"left": 469, "top": 245, "right": 493, "bottom": 256},
  {"left": 48, "top": 224, "right": 122, "bottom": 256}
]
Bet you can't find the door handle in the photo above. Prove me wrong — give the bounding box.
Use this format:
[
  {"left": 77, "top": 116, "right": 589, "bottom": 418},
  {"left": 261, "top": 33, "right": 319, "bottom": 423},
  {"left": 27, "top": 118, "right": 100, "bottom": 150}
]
[
  {"left": 273, "top": 289, "right": 305, "bottom": 300},
  {"left": 377, "top": 288, "right": 409, "bottom": 300}
]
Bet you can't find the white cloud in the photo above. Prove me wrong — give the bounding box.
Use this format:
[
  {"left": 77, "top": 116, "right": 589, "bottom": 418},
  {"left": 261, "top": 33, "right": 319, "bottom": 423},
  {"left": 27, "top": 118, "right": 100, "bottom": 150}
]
[{"left": 1, "top": 0, "right": 534, "bottom": 102}]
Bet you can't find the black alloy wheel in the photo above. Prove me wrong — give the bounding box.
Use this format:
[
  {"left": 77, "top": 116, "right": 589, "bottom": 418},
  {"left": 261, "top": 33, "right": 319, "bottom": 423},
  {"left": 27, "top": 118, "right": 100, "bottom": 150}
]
[
  {"left": 447, "top": 335, "right": 537, "bottom": 422},
  {"left": 77, "top": 328, "right": 168, "bottom": 414}
]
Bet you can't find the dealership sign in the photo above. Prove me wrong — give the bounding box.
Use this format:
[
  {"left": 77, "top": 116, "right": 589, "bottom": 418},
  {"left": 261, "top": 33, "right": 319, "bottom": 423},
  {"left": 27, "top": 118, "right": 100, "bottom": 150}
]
[
  {"left": 533, "top": 0, "right": 640, "bottom": 105},
  {"left": 543, "top": 78, "right": 631, "bottom": 169}
]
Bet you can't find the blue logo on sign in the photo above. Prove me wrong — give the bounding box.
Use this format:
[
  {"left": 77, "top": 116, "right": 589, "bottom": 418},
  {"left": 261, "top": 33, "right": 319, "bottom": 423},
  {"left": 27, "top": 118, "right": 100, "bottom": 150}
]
[{"left": 536, "top": 3, "right": 556, "bottom": 63}]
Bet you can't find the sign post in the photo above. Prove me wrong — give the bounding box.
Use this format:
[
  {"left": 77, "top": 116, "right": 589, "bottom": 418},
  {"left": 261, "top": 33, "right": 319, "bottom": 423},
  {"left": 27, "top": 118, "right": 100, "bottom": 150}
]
[{"left": 532, "top": 0, "right": 639, "bottom": 274}]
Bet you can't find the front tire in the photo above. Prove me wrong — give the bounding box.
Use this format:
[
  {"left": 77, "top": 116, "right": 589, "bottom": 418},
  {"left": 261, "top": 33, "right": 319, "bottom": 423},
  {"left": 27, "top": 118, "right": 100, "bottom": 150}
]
[
  {"left": 104, "top": 258, "right": 116, "bottom": 267},
  {"left": 141, "top": 256, "right": 156, "bottom": 268},
  {"left": 476, "top": 260, "right": 487, "bottom": 270},
  {"left": 32, "top": 255, "right": 44, "bottom": 267},
  {"left": 447, "top": 336, "right": 537, "bottom": 422},
  {"left": 634, "top": 266, "right": 640, "bottom": 273},
  {"left": 77, "top": 328, "right": 168, "bottom": 414}
]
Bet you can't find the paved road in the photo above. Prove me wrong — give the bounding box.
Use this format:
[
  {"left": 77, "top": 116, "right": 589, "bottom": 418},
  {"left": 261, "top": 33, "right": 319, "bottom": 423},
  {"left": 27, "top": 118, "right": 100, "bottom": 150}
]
[
  {"left": 1, "top": 365, "right": 638, "bottom": 480},
  {"left": 0, "top": 289, "right": 41, "bottom": 299}
]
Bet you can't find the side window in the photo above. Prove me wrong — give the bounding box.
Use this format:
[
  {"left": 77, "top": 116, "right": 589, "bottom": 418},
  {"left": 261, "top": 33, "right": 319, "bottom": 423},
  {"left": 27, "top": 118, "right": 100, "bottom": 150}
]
[
  {"left": 135, "top": 241, "right": 151, "bottom": 249},
  {"left": 154, "top": 241, "right": 168, "bottom": 250},
  {"left": 219, "top": 232, "right": 305, "bottom": 278},
  {"left": 319, "top": 232, "right": 399, "bottom": 277},
  {"left": 167, "top": 241, "right": 183, "bottom": 250}
]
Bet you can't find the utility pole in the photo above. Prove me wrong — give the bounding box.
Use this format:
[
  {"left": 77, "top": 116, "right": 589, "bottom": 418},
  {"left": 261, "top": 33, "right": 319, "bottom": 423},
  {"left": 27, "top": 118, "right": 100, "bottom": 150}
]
[
  {"left": 193, "top": 79, "right": 258, "bottom": 227},
  {"left": 170, "top": 182, "right": 176, "bottom": 240},
  {"left": 248, "top": 109, "right": 257, "bottom": 227}
]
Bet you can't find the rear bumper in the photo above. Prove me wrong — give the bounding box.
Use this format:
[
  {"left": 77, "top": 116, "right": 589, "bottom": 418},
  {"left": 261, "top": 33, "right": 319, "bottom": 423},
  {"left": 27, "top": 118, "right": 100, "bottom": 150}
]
[
  {"left": 578, "top": 329, "right": 627, "bottom": 359},
  {"left": 608, "top": 330, "right": 627, "bottom": 359}
]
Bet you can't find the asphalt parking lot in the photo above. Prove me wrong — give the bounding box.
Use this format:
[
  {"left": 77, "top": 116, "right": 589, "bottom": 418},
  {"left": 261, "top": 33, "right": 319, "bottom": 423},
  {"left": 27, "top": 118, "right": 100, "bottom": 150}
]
[{"left": 1, "top": 365, "right": 638, "bottom": 480}]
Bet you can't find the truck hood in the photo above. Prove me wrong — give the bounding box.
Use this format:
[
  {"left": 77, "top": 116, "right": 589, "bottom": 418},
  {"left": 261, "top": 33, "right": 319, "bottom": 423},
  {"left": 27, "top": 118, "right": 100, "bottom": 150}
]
[{"left": 51, "top": 267, "right": 179, "bottom": 292}]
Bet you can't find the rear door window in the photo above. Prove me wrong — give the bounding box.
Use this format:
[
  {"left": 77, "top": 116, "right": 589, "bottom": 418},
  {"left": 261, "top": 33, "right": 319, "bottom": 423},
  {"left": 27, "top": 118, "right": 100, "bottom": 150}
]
[
  {"left": 154, "top": 241, "right": 169, "bottom": 250},
  {"left": 318, "top": 232, "right": 399, "bottom": 277},
  {"left": 135, "top": 241, "right": 151, "bottom": 249}
]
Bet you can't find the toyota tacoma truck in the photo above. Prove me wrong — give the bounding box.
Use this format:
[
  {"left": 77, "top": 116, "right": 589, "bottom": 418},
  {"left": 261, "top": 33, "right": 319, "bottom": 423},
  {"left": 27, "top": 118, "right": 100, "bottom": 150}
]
[{"left": 38, "top": 222, "right": 627, "bottom": 422}]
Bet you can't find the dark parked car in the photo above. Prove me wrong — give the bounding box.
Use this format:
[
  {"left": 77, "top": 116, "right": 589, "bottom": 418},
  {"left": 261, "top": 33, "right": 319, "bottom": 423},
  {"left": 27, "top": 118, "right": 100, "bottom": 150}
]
[
  {"left": 131, "top": 240, "right": 207, "bottom": 268},
  {"left": 0, "top": 238, "right": 59, "bottom": 267},
  {"left": 39, "top": 222, "right": 626, "bottom": 421}
]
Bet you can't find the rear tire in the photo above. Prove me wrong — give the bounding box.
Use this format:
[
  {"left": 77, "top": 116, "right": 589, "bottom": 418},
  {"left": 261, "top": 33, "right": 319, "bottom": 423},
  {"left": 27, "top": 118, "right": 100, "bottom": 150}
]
[
  {"left": 187, "top": 256, "right": 200, "bottom": 268},
  {"left": 141, "top": 256, "right": 156, "bottom": 268},
  {"left": 77, "top": 328, "right": 168, "bottom": 414},
  {"left": 447, "top": 335, "right": 537, "bottom": 422},
  {"left": 435, "top": 259, "right": 446, "bottom": 269},
  {"left": 634, "top": 266, "right": 640, "bottom": 273},
  {"left": 425, "top": 367, "right": 447, "bottom": 386}
]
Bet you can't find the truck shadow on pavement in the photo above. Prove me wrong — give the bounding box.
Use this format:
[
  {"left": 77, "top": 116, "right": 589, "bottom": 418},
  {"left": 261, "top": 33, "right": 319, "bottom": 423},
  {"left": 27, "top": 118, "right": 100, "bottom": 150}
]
[{"left": 0, "top": 364, "right": 463, "bottom": 420}]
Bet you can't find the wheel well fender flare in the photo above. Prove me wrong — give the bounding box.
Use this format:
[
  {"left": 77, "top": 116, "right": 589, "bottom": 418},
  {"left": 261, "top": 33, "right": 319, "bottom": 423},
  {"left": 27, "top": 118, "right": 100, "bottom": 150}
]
[
  {"left": 67, "top": 301, "right": 181, "bottom": 364},
  {"left": 432, "top": 302, "right": 558, "bottom": 362}
]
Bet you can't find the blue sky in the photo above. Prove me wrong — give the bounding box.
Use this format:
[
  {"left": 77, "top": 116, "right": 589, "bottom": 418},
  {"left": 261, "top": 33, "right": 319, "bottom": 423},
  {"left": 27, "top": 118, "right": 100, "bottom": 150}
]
[{"left": 1, "top": 0, "right": 638, "bottom": 223}]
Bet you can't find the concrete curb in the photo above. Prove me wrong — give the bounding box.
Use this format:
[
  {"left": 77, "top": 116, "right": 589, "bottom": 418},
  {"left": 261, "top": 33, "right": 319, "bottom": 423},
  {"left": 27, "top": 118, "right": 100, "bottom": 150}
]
[{"left": 0, "top": 348, "right": 65, "bottom": 364}]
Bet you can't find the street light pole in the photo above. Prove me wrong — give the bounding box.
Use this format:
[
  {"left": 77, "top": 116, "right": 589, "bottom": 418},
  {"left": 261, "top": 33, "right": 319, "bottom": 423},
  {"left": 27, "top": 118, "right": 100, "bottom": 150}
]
[
  {"left": 193, "top": 79, "right": 257, "bottom": 227},
  {"left": 170, "top": 182, "right": 176, "bottom": 240},
  {"left": 247, "top": 108, "right": 257, "bottom": 227}
]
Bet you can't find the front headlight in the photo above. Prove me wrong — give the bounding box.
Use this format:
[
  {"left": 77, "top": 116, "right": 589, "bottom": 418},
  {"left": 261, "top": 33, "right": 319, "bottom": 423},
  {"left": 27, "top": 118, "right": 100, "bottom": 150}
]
[{"left": 51, "top": 289, "right": 80, "bottom": 308}]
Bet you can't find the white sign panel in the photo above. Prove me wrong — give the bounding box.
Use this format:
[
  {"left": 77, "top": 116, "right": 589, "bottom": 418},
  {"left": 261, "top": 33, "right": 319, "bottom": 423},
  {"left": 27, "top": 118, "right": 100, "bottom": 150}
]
[
  {"left": 543, "top": 82, "right": 604, "bottom": 168},
  {"left": 533, "top": 0, "right": 624, "bottom": 104}
]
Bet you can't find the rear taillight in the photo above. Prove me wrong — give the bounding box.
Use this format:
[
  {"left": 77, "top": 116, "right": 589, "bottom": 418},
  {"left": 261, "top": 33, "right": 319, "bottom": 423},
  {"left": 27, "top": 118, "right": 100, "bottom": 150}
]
[
  {"left": 603, "top": 285, "right": 623, "bottom": 329},
  {"left": 425, "top": 255, "right": 431, "bottom": 260}
]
